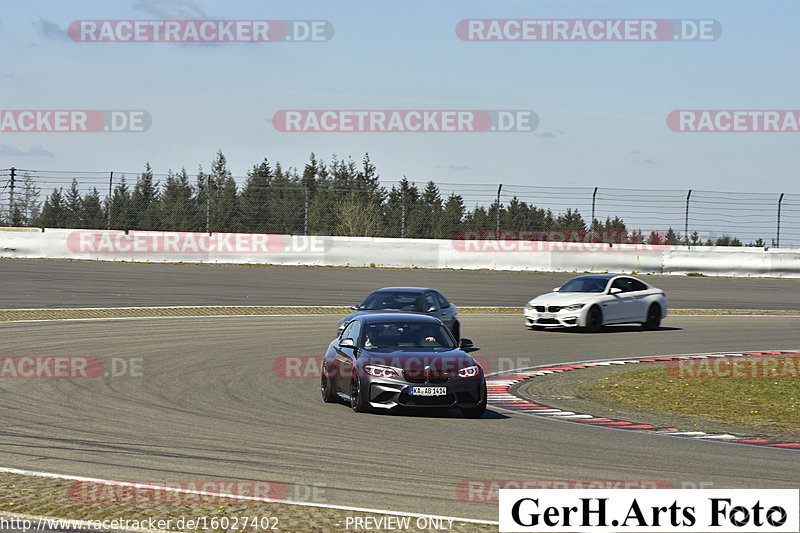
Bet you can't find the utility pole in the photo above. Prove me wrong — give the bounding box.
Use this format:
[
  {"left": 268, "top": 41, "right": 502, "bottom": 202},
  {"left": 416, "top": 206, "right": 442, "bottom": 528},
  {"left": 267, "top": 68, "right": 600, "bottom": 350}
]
[
  {"left": 495, "top": 184, "right": 502, "bottom": 234},
  {"left": 9, "top": 167, "right": 16, "bottom": 226},
  {"left": 776, "top": 193, "right": 785, "bottom": 248},
  {"left": 684, "top": 189, "right": 692, "bottom": 245},
  {"left": 107, "top": 171, "right": 113, "bottom": 229}
]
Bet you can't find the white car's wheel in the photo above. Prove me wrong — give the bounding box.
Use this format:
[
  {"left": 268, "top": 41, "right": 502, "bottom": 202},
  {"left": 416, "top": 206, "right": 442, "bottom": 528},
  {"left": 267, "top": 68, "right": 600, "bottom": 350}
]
[
  {"left": 585, "top": 306, "right": 603, "bottom": 333},
  {"left": 641, "top": 304, "right": 662, "bottom": 331}
]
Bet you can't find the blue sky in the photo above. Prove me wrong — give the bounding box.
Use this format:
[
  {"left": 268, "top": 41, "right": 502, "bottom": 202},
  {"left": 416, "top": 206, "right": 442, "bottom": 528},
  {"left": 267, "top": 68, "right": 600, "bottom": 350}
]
[{"left": 1, "top": 0, "right": 799, "bottom": 194}]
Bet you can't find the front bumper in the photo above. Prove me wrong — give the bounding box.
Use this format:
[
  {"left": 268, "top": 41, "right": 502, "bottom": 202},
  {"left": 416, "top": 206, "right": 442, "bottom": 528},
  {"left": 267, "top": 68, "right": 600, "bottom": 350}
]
[
  {"left": 524, "top": 308, "right": 584, "bottom": 328},
  {"left": 364, "top": 377, "right": 485, "bottom": 410}
]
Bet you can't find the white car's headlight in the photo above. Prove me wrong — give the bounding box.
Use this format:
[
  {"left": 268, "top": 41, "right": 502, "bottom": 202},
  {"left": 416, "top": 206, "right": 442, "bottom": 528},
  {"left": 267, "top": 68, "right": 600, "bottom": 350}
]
[
  {"left": 525, "top": 302, "right": 534, "bottom": 310},
  {"left": 364, "top": 365, "right": 401, "bottom": 379},
  {"left": 458, "top": 365, "right": 480, "bottom": 378},
  {"left": 563, "top": 303, "right": 585, "bottom": 311}
]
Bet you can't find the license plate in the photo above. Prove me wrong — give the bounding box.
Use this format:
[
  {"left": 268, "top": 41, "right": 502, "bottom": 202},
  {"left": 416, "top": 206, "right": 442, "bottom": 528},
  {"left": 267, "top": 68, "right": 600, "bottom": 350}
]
[
  {"left": 409, "top": 386, "right": 447, "bottom": 396},
  {"left": 541, "top": 312, "right": 556, "bottom": 318}
]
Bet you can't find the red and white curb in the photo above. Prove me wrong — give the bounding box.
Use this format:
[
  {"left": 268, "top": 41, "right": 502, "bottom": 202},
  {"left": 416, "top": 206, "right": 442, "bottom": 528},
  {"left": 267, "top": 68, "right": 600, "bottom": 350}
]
[{"left": 486, "top": 350, "right": 800, "bottom": 450}]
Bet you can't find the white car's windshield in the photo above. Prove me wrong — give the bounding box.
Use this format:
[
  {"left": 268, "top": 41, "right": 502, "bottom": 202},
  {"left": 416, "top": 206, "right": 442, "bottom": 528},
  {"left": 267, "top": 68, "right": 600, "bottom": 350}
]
[
  {"left": 559, "top": 277, "right": 609, "bottom": 293},
  {"left": 362, "top": 321, "right": 456, "bottom": 350}
]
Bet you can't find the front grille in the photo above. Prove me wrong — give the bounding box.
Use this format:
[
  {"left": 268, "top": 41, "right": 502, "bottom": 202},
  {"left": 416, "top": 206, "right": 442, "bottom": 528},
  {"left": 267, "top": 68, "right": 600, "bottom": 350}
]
[
  {"left": 536, "top": 318, "right": 559, "bottom": 324},
  {"left": 406, "top": 376, "right": 449, "bottom": 384},
  {"left": 547, "top": 306, "right": 562, "bottom": 312},
  {"left": 534, "top": 305, "right": 546, "bottom": 312}
]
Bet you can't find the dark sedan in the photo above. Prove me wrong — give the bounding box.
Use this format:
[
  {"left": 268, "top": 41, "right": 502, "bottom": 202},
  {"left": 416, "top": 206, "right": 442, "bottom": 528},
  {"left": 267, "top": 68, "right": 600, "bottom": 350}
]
[
  {"left": 337, "top": 287, "right": 460, "bottom": 339},
  {"left": 321, "top": 314, "right": 486, "bottom": 417}
]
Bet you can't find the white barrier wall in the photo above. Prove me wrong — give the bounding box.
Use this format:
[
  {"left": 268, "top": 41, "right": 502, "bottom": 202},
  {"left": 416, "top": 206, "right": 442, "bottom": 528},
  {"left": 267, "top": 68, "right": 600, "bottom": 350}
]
[{"left": 1, "top": 228, "right": 799, "bottom": 277}]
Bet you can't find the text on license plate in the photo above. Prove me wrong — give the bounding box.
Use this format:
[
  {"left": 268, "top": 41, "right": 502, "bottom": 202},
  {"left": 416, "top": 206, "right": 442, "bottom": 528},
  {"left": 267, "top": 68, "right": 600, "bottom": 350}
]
[
  {"left": 541, "top": 312, "right": 556, "bottom": 318},
  {"left": 409, "top": 387, "right": 447, "bottom": 396}
]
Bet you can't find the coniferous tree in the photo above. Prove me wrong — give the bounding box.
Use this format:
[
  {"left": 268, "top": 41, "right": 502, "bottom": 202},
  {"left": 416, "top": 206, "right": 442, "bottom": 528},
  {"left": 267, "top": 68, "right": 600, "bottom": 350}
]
[
  {"left": 65, "top": 179, "right": 82, "bottom": 228},
  {"left": 239, "top": 159, "right": 273, "bottom": 232},
  {"left": 108, "top": 175, "right": 134, "bottom": 230},
  {"left": 440, "top": 193, "right": 465, "bottom": 239},
  {"left": 81, "top": 188, "right": 105, "bottom": 228},
  {"left": 161, "top": 168, "right": 195, "bottom": 231},
  {"left": 131, "top": 163, "right": 159, "bottom": 230},
  {"left": 39, "top": 188, "right": 67, "bottom": 228}
]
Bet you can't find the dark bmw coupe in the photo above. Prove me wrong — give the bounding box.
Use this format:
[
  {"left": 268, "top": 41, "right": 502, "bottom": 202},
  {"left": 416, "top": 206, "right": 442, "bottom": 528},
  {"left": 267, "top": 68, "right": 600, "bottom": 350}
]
[
  {"left": 336, "top": 287, "right": 460, "bottom": 339},
  {"left": 321, "top": 313, "right": 486, "bottom": 417}
]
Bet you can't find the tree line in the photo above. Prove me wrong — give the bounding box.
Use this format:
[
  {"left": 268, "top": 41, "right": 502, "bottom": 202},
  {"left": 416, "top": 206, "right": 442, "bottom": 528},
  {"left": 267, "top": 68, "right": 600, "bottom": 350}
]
[{"left": 2, "top": 151, "right": 759, "bottom": 246}]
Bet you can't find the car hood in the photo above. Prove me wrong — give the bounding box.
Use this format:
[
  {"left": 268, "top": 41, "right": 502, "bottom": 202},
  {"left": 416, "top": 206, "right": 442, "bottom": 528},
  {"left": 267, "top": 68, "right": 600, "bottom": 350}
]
[
  {"left": 338, "top": 309, "right": 423, "bottom": 325},
  {"left": 527, "top": 292, "right": 602, "bottom": 306},
  {"left": 361, "top": 349, "right": 479, "bottom": 376}
]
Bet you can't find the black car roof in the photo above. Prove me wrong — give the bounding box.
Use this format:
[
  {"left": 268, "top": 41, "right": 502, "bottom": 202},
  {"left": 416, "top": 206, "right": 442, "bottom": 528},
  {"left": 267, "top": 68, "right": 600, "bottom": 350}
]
[{"left": 356, "top": 313, "right": 441, "bottom": 324}]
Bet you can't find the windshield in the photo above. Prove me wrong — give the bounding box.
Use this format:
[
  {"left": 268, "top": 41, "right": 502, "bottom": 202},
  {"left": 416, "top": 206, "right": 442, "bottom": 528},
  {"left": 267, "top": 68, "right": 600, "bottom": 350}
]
[
  {"left": 559, "top": 277, "right": 609, "bottom": 293},
  {"left": 360, "top": 291, "right": 424, "bottom": 311},
  {"left": 362, "top": 321, "right": 457, "bottom": 350}
]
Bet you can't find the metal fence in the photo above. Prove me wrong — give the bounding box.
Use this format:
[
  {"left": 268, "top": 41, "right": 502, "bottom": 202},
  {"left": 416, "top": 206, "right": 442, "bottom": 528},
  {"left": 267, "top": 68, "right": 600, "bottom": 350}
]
[{"left": 1, "top": 167, "right": 798, "bottom": 247}]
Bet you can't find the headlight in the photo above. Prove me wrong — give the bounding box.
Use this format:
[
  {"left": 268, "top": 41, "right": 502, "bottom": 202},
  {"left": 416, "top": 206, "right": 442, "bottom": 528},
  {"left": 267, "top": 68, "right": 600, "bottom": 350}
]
[
  {"left": 563, "top": 303, "right": 585, "bottom": 311},
  {"left": 458, "top": 365, "right": 480, "bottom": 378},
  {"left": 525, "top": 302, "right": 534, "bottom": 310},
  {"left": 364, "top": 365, "right": 401, "bottom": 379}
]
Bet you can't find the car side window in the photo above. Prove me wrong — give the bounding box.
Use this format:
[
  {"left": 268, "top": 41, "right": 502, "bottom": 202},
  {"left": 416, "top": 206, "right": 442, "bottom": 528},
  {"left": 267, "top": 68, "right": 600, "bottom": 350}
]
[
  {"left": 434, "top": 292, "right": 450, "bottom": 309},
  {"left": 340, "top": 321, "right": 355, "bottom": 340},
  {"left": 629, "top": 279, "right": 647, "bottom": 292},
  {"left": 349, "top": 321, "right": 362, "bottom": 344},
  {"left": 425, "top": 293, "right": 438, "bottom": 311},
  {"left": 610, "top": 278, "right": 629, "bottom": 292}
]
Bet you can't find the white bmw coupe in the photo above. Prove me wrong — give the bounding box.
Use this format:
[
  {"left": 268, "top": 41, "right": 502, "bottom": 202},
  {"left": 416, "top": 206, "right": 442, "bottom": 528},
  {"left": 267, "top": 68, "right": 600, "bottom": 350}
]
[{"left": 524, "top": 274, "right": 667, "bottom": 332}]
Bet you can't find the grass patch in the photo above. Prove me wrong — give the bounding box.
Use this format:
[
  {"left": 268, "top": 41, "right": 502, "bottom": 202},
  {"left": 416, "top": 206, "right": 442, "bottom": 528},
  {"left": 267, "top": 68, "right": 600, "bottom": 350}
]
[{"left": 584, "top": 358, "right": 800, "bottom": 436}]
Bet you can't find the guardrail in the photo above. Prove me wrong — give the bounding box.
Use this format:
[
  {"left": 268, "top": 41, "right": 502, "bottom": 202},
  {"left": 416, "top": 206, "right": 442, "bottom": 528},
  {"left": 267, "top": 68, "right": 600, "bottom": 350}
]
[{"left": 1, "top": 228, "right": 799, "bottom": 277}]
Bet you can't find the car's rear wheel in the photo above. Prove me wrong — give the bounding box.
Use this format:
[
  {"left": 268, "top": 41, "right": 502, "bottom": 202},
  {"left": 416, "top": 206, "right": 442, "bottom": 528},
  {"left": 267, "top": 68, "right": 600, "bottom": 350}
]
[
  {"left": 585, "top": 306, "right": 603, "bottom": 333},
  {"left": 451, "top": 322, "right": 460, "bottom": 341},
  {"left": 320, "top": 363, "right": 338, "bottom": 403},
  {"left": 641, "top": 304, "right": 662, "bottom": 331},
  {"left": 350, "top": 376, "right": 371, "bottom": 413},
  {"left": 461, "top": 391, "right": 487, "bottom": 418}
]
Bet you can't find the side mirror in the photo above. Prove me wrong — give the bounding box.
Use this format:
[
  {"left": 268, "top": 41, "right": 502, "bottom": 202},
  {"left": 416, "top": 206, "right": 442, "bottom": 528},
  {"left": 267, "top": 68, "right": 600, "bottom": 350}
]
[
  {"left": 609, "top": 287, "right": 622, "bottom": 295},
  {"left": 553, "top": 287, "right": 561, "bottom": 292},
  {"left": 459, "top": 338, "right": 475, "bottom": 349},
  {"left": 340, "top": 338, "right": 355, "bottom": 348},
  {"left": 350, "top": 305, "right": 359, "bottom": 310},
  {"left": 427, "top": 306, "right": 438, "bottom": 312}
]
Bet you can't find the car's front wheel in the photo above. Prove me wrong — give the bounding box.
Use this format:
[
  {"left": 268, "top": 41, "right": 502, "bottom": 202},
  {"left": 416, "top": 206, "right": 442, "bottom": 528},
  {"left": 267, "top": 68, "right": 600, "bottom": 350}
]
[
  {"left": 460, "top": 385, "right": 487, "bottom": 418},
  {"left": 320, "top": 362, "right": 338, "bottom": 403},
  {"left": 585, "top": 306, "right": 604, "bottom": 333},
  {"left": 350, "top": 376, "right": 371, "bottom": 413},
  {"left": 641, "top": 304, "right": 662, "bottom": 331}
]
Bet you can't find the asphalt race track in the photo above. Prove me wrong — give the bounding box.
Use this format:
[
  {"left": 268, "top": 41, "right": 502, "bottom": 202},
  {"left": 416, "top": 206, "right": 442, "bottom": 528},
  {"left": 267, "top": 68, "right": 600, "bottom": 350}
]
[
  {"left": 1, "top": 280, "right": 799, "bottom": 521},
  {"left": 1, "top": 258, "right": 799, "bottom": 309}
]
